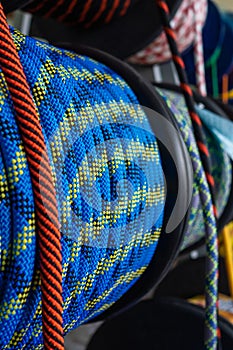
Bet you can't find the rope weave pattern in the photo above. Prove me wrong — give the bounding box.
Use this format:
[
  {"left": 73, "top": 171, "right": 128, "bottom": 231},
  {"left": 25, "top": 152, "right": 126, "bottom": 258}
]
[
  {"left": 156, "top": 1, "right": 220, "bottom": 349},
  {"left": 0, "top": 26, "right": 165, "bottom": 349},
  {"left": 0, "top": 5, "right": 63, "bottom": 350}
]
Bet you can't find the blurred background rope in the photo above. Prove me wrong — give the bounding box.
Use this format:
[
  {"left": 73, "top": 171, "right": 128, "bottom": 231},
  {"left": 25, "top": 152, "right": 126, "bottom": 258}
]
[
  {"left": 156, "top": 1, "right": 220, "bottom": 349},
  {"left": 22, "top": 0, "right": 137, "bottom": 28},
  {"left": 129, "top": 0, "right": 207, "bottom": 96}
]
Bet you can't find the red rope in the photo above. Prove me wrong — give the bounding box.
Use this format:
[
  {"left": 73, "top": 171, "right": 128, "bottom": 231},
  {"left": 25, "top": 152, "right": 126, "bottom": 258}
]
[
  {"left": 79, "top": 0, "right": 93, "bottom": 23},
  {"left": 26, "top": 0, "right": 50, "bottom": 13},
  {"left": 45, "top": 0, "right": 65, "bottom": 18},
  {"left": 85, "top": 0, "right": 108, "bottom": 28},
  {"left": 23, "top": 0, "right": 132, "bottom": 27},
  {"left": 106, "top": 0, "right": 120, "bottom": 23},
  {"left": 58, "top": 0, "right": 80, "bottom": 22},
  {"left": 0, "top": 5, "right": 64, "bottom": 349},
  {"left": 120, "top": 0, "right": 131, "bottom": 16}
]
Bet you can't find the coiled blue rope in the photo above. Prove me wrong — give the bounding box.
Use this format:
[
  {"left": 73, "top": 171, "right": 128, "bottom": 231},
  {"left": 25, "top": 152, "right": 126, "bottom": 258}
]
[
  {"left": 0, "top": 25, "right": 231, "bottom": 350},
  {"left": 0, "top": 27, "right": 165, "bottom": 349}
]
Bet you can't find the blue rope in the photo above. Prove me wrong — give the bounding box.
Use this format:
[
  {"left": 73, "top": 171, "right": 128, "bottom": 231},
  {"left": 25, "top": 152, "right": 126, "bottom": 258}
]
[{"left": 0, "top": 27, "right": 165, "bottom": 349}]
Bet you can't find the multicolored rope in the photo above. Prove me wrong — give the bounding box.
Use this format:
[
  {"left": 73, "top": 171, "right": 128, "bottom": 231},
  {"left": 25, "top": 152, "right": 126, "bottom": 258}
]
[
  {"left": 0, "top": 22, "right": 166, "bottom": 349},
  {"left": 156, "top": 1, "right": 220, "bottom": 349},
  {"left": 0, "top": 2, "right": 230, "bottom": 349},
  {"left": 5, "top": 0, "right": 208, "bottom": 98},
  {"left": 0, "top": 4, "right": 64, "bottom": 350},
  {"left": 158, "top": 89, "right": 232, "bottom": 251},
  {"left": 128, "top": 0, "right": 207, "bottom": 96}
]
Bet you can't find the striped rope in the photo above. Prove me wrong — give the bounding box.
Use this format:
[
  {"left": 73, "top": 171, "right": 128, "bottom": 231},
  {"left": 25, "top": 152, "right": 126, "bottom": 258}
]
[
  {"left": 156, "top": 1, "right": 220, "bottom": 349},
  {"left": 0, "top": 4, "right": 64, "bottom": 350},
  {"left": 157, "top": 88, "right": 232, "bottom": 252},
  {"left": 22, "top": 0, "right": 134, "bottom": 28},
  {"left": 5, "top": 0, "right": 208, "bottom": 96}
]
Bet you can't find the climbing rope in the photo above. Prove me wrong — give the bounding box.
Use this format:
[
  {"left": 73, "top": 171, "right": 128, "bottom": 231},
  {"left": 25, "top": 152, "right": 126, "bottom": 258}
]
[
  {"left": 0, "top": 19, "right": 165, "bottom": 349},
  {"left": 156, "top": 1, "right": 220, "bottom": 349},
  {"left": 22, "top": 0, "right": 136, "bottom": 27},
  {"left": 129, "top": 0, "right": 207, "bottom": 96},
  {"left": 0, "top": 2, "right": 231, "bottom": 349},
  {"left": 0, "top": 4, "right": 63, "bottom": 350}
]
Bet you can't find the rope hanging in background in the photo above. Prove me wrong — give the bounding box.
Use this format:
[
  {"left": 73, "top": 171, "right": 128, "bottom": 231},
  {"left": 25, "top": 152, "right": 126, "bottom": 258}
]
[
  {"left": 0, "top": 22, "right": 166, "bottom": 349},
  {"left": 7, "top": 0, "right": 213, "bottom": 98},
  {"left": 0, "top": 1, "right": 231, "bottom": 349},
  {"left": 157, "top": 88, "right": 232, "bottom": 252},
  {"left": 181, "top": 1, "right": 233, "bottom": 104},
  {"left": 129, "top": 0, "right": 208, "bottom": 96},
  {"left": 156, "top": 1, "right": 220, "bottom": 349},
  {"left": 0, "top": 4, "right": 64, "bottom": 350},
  {"left": 22, "top": 0, "right": 136, "bottom": 28},
  {"left": 8, "top": 0, "right": 233, "bottom": 102},
  {"left": 192, "top": 0, "right": 207, "bottom": 96}
]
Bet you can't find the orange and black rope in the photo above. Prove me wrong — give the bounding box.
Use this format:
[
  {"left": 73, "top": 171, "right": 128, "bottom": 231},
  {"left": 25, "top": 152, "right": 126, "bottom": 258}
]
[
  {"left": 156, "top": 1, "right": 220, "bottom": 349},
  {"left": 22, "top": 0, "right": 132, "bottom": 27},
  {"left": 156, "top": 0, "right": 217, "bottom": 204},
  {"left": 0, "top": 4, "right": 64, "bottom": 350}
]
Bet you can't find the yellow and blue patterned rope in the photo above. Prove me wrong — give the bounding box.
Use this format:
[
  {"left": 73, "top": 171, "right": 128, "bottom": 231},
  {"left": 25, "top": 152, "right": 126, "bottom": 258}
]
[
  {"left": 0, "top": 23, "right": 230, "bottom": 350},
  {"left": 0, "top": 27, "right": 165, "bottom": 349},
  {"left": 159, "top": 88, "right": 230, "bottom": 350}
]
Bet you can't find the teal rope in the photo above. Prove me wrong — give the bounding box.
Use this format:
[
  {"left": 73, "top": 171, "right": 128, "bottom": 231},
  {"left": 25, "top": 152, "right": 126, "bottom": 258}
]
[
  {"left": 159, "top": 89, "right": 219, "bottom": 350},
  {"left": 205, "top": 46, "right": 222, "bottom": 98}
]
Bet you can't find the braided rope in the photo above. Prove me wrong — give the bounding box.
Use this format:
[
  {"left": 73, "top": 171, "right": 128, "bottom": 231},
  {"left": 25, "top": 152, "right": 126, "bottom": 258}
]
[
  {"left": 22, "top": 0, "right": 134, "bottom": 27},
  {"left": 128, "top": 0, "right": 207, "bottom": 96},
  {"left": 156, "top": 1, "right": 220, "bottom": 349},
  {"left": 159, "top": 89, "right": 232, "bottom": 252},
  {"left": 0, "top": 25, "right": 167, "bottom": 349},
  {"left": 0, "top": 2, "right": 229, "bottom": 348},
  {"left": 129, "top": 0, "right": 206, "bottom": 63},
  {"left": 192, "top": 0, "right": 207, "bottom": 96},
  {"left": 0, "top": 5, "right": 64, "bottom": 350}
]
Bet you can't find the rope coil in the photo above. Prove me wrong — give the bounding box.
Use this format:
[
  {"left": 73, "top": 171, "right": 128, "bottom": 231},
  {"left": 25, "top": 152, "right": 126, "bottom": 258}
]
[
  {"left": 22, "top": 0, "right": 136, "bottom": 28},
  {"left": 0, "top": 20, "right": 166, "bottom": 349},
  {"left": 158, "top": 88, "right": 232, "bottom": 251},
  {"left": 0, "top": 2, "right": 231, "bottom": 349}
]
